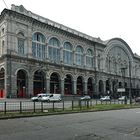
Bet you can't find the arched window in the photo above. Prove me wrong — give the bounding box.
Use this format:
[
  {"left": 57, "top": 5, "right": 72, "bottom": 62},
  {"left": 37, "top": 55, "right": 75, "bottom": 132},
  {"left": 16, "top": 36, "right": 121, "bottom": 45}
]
[
  {"left": 75, "top": 45, "right": 83, "bottom": 65},
  {"left": 17, "top": 32, "right": 25, "bottom": 55},
  {"left": 86, "top": 49, "right": 93, "bottom": 67},
  {"left": 48, "top": 37, "right": 60, "bottom": 63},
  {"left": 32, "top": 32, "right": 46, "bottom": 59},
  {"left": 63, "top": 42, "right": 73, "bottom": 65}
]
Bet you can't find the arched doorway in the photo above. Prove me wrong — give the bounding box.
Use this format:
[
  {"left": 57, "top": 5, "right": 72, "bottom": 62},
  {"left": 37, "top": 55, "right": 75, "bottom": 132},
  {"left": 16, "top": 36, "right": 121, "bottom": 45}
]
[
  {"left": 119, "top": 82, "right": 122, "bottom": 88},
  {"left": 33, "top": 70, "right": 46, "bottom": 95},
  {"left": 77, "top": 76, "right": 83, "bottom": 95},
  {"left": 112, "top": 80, "right": 118, "bottom": 98},
  {"left": 64, "top": 74, "right": 72, "bottom": 95},
  {"left": 0, "top": 68, "right": 5, "bottom": 98},
  {"left": 17, "top": 70, "right": 27, "bottom": 97},
  {"left": 106, "top": 79, "right": 110, "bottom": 95},
  {"left": 50, "top": 73, "right": 60, "bottom": 94},
  {"left": 99, "top": 80, "right": 104, "bottom": 96},
  {"left": 87, "top": 77, "right": 93, "bottom": 96}
]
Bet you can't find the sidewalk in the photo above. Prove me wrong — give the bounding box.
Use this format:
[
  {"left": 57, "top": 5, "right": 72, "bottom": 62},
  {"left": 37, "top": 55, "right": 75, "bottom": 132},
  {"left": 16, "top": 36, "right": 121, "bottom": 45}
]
[{"left": 0, "top": 98, "right": 30, "bottom": 102}]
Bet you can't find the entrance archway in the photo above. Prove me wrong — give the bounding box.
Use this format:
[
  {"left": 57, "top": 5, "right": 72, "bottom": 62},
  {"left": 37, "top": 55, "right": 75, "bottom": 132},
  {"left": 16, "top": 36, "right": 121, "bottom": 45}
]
[
  {"left": 17, "top": 70, "right": 27, "bottom": 97},
  {"left": 106, "top": 79, "right": 110, "bottom": 94},
  {"left": 50, "top": 73, "right": 60, "bottom": 94},
  {"left": 99, "top": 80, "right": 104, "bottom": 96},
  {"left": 87, "top": 77, "right": 93, "bottom": 96},
  {"left": 64, "top": 74, "right": 72, "bottom": 95},
  {"left": 77, "top": 76, "right": 83, "bottom": 95},
  {"left": 33, "top": 70, "right": 46, "bottom": 95},
  {"left": 0, "top": 68, "right": 5, "bottom": 98}
]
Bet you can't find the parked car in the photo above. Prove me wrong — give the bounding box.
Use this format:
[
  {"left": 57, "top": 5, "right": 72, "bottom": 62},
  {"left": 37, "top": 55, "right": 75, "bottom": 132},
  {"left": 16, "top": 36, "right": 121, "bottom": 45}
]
[
  {"left": 135, "top": 97, "right": 140, "bottom": 102},
  {"left": 118, "top": 96, "right": 126, "bottom": 101},
  {"left": 80, "top": 95, "right": 91, "bottom": 100},
  {"left": 100, "top": 96, "right": 110, "bottom": 101},
  {"left": 41, "top": 94, "right": 61, "bottom": 102},
  {"left": 31, "top": 93, "right": 48, "bottom": 102}
]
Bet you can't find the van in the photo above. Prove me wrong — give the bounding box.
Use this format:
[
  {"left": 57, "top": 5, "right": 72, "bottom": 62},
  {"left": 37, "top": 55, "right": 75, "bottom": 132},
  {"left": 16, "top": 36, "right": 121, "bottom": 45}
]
[{"left": 41, "top": 94, "right": 61, "bottom": 102}]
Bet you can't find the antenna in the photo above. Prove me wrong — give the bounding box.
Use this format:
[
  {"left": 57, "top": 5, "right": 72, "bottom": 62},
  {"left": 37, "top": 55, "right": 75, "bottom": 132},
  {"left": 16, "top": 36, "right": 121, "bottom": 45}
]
[{"left": 2, "top": 0, "right": 8, "bottom": 9}]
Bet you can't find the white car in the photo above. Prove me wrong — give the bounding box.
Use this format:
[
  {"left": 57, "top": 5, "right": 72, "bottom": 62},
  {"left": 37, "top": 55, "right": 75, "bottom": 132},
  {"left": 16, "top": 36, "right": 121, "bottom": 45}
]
[
  {"left": 100, "top": 96, "right": 110, "bottom": 101},
  {"left": 41, "top": 94, "right": 61, "bottom": 102},
  {"left": 80, "top": 95, "right": 91, "bottom": 100},
  {"left": 31, "top": 93, "right": 48, "bottom": 102},
  {"left": 118, "top": 96, "right": 126, "bottom": 101}
]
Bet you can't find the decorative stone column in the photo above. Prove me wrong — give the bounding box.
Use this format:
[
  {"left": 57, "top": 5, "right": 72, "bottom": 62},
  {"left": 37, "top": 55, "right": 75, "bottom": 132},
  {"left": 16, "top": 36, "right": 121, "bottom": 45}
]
[
  {"left": 83, "top": 81, "right": 87, "bottom": 95},
  {"left": 60, "top": 79, "right": 64, "bottom": 96},
  {"left": 11, "top": 74, "right": 17, "bottom": 97},
  {"left": 27, "top": 36, "right": 32, "bottom": 58},
  {"left": 46, "top": 43, "right": 49, "bottom": 59},
  {"left": 73, "top": 50, "right": 76, "bottom": 65},
  {"left": 83, "top": 52, "right": 86, "bottom": 67},
  {"left": 72, "top": 80, "right": 77, "bottom": 94},
  {"left": 5, "top": 58, "right": 11, "bottom": 98},
  {"left": 60, "top": 46, "right": 63, "bottom": 63},
  {"left": 46, "top": 77, "right": 50, "bottom": 93},
  {"left": 28, "top": 75, "right": 33, "bottom": 97}
]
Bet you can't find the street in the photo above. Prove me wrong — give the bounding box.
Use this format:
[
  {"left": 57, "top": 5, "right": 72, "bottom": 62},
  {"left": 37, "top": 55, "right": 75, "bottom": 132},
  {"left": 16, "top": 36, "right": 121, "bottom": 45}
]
[{"left": 0, "top": 108, "right": 140, "bottom": 140}]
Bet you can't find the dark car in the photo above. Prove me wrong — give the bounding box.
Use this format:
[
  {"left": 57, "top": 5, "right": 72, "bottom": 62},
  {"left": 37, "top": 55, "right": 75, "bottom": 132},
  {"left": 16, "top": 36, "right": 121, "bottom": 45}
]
[{"left": 135, "top": 97, "right": 140, "bottom": 102}]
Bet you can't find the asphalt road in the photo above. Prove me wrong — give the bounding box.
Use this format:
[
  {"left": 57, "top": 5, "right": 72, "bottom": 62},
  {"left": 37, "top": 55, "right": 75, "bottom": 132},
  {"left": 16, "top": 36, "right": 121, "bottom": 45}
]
[{"left": 0, "top": 108, "right": 140, "bottom": 140}]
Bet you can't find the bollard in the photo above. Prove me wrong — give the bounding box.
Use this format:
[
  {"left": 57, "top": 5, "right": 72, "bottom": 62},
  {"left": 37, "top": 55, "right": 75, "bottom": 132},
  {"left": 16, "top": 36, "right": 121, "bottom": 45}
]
[{"left": 20, "top": 101, "right": 22, "bottom": 113}]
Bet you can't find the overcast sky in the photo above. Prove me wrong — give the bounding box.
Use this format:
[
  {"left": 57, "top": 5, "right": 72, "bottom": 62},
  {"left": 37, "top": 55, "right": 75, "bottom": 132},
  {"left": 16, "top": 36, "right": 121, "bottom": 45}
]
[{"left": 0, "top": 0, "right": 140, "bottom": 55}]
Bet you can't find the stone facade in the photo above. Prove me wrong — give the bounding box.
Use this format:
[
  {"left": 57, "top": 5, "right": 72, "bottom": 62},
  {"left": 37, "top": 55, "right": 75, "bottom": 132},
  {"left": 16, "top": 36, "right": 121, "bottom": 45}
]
[{"left": 0, "top": 4, "right": 140, "bottom": 98}]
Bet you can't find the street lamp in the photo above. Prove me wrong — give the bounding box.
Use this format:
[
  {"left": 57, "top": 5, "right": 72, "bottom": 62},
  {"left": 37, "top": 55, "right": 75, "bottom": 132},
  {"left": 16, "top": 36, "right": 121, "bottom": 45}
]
[{"left": 129, "top": 61, "right": 132, "bottom": 104}]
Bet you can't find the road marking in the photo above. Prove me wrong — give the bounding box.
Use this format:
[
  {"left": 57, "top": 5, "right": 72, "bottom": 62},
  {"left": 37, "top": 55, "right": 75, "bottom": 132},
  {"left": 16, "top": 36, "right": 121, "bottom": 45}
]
[{"left": 136, "top": 112, "right": 140, "bottom": 113}]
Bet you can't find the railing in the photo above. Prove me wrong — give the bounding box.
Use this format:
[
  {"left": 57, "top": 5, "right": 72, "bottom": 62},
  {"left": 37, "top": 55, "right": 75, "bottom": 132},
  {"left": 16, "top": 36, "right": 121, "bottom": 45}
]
[{"left": 0, "top": 99, "right": 139, "bottom": 115}]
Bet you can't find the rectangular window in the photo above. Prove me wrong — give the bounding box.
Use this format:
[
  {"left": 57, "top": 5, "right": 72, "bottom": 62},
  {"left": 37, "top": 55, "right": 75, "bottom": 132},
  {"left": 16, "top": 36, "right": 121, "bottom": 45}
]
[{"left": 18, "top": 38, "right": 24, "bottom": 54}]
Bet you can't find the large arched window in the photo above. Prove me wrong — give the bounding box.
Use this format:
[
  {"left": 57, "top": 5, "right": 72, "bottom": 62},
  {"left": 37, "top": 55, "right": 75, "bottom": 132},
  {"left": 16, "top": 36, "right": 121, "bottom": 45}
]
[
  {"left": 86, "top": 49, "right": 93, "bottom": 67},
  {"left": 75, "top": 45, "right": 83, "bottom": 65},
  {"left": 32, "top": 32, "right": 46, "bottom": 59},
  {"left": 63, "top": 42, "right": 73, "bottom": 65},
  {"left": 17, "top": 32, "right": 25, "bottom": 55},
  {"left": 48, "top": 37, "right": 60, "bottom": 63}
]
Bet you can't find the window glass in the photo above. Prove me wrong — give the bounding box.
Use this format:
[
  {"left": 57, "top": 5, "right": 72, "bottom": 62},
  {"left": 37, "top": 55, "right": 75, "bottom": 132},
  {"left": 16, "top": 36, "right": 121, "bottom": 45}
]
[
  {"left": 86, "top": 49, "right": 93, "bottom": 67},
  {"left": 75, "top": 45, "right": 83, "bottom": 65},
  {"left": 48, "top": 37, "right": 60, "bottom": 63},
  {"left": 63, "top": 42, "right": 73, "bottom": 65},
  {"left": 17, "top": 32, "right": 25, "bottom": 55},
  {"left": 32, "top": 32, "right": 46, "bottom": 59}
]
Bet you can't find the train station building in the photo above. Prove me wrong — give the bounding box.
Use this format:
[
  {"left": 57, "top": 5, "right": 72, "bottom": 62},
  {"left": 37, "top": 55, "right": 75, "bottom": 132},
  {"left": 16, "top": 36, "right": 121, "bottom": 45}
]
[{"left": 0, "top": 4, "right": 140, "bottom": 98}]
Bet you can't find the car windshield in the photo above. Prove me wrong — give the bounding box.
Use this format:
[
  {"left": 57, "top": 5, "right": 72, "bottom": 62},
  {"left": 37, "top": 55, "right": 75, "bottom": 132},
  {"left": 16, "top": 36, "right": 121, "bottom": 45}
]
[
  {"left": 37, "top": 94, "right": 46, "bottom": 97},
  {"left": 44, "top": 94, "right": 51, "bottom": 97}
]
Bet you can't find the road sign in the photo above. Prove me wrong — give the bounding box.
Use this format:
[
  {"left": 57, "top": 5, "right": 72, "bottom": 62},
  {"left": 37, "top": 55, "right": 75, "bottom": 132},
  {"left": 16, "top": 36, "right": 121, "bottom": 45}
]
[{"left": 117, "top": 88, "right": 125, "bottom": 92}]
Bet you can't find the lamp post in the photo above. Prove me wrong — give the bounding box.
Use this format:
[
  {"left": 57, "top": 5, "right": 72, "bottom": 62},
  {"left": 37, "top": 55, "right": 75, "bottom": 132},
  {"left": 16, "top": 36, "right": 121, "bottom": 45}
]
[{"left": 129, "top": 61, "right": 132, "bottom": 104}]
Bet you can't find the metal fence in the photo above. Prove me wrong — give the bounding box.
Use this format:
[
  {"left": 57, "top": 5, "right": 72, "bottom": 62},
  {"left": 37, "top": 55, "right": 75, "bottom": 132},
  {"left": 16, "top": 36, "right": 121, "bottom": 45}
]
[{"left": 0, "top": 99, "right": 139, "bottom": 115}]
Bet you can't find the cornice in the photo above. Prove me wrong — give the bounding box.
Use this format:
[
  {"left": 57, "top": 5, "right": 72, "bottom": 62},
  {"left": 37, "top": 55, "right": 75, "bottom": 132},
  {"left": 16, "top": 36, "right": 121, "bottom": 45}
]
[{"left": 0, "top": 5, "right": 104, "bottom": 45}]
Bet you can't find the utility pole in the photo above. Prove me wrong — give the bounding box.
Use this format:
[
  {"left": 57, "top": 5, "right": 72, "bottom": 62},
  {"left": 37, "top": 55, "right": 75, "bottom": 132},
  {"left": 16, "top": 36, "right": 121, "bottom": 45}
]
[{"left": 129, "top": 61, "right": 132, "bottom": 104}]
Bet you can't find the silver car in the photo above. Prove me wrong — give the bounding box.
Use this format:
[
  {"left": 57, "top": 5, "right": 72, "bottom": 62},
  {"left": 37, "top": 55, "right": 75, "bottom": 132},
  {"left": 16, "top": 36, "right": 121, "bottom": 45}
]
[
  {"left": 100, "top": 96, "right": 110, "bottom": 101},
  {"left": 31, "top": 93, "right": 48, "bottom": 102}
]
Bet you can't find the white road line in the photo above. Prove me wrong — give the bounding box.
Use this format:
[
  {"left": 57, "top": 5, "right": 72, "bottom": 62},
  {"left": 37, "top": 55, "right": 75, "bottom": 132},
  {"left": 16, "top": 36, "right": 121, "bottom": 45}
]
[{"left": 136, "top": 112, "right": 140, "bottom": 113}]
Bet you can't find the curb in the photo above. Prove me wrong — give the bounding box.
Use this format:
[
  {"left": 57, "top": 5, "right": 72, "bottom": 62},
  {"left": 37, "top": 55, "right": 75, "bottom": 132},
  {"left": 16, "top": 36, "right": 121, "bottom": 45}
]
[{"left": 0, "top": 106, "right": 140, "bottom": 120}]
